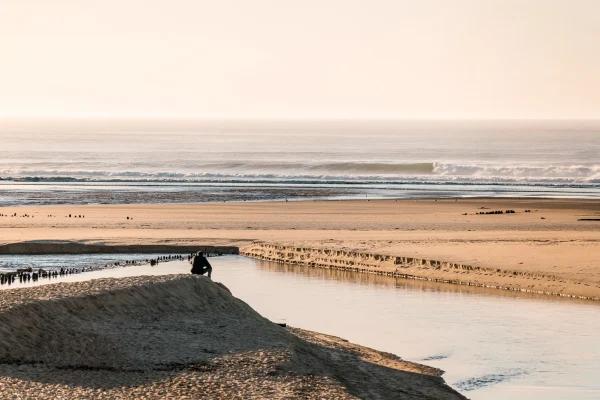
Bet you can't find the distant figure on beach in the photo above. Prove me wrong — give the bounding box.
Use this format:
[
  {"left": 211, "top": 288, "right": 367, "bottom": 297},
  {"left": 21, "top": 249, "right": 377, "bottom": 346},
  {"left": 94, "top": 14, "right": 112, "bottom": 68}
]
[{"left": 191, "top": 251, "right": 212, "bottom": 278}]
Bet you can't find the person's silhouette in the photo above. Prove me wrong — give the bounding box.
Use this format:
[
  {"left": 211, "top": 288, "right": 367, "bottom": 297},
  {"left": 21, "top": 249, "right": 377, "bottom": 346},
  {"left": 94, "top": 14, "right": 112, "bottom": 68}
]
[{"left": 190, "top": 251, "right": 212, "bottom": 278}]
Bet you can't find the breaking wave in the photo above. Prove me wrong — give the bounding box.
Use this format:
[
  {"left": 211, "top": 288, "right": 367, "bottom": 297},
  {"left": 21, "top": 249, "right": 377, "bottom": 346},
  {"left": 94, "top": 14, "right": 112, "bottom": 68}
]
[
  {"left": 433, "top": 163, "right": 600, "bottom": 181},
  {"left": 0, "top": 162, "right": 598, "bottom": 185}
]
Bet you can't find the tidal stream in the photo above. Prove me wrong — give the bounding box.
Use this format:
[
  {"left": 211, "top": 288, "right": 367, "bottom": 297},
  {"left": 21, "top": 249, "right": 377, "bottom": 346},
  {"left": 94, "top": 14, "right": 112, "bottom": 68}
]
[{"left": 0, "top": 254, "right": 598, "bottom": 399}]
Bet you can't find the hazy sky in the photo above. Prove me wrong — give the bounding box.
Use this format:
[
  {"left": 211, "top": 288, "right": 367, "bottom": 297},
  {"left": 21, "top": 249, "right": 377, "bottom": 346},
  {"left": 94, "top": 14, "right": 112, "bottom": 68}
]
[{"left": 1, "top": 0, "right": 598, "bottom": 119}]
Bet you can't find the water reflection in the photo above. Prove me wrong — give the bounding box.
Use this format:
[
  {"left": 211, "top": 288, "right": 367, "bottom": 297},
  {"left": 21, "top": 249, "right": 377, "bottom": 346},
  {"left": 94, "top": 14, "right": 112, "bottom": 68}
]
[
  {"left": 225, "top": 259, "right": 600, "bottom": 400},
  {"left": 254, "top": 261, "right": 594, "bottom": 305}
]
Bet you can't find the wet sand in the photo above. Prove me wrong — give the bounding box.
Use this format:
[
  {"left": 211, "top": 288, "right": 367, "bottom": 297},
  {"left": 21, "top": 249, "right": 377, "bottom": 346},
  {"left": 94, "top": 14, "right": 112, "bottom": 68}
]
[
  {"left": 0, "top": 275, "right": 464, "bottom": 399},
  {"left": 0, "top": 198, "right": 598, "bottom": 300}
]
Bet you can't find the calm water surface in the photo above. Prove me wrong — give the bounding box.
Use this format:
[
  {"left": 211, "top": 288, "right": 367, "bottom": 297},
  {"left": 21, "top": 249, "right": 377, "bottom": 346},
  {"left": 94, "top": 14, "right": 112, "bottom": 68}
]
[
  {"left": 0, "top": 255, "right": 598, "bottom": 400},
  {"left": 0, "top": 253, "right": 169, "bottom": 272}
]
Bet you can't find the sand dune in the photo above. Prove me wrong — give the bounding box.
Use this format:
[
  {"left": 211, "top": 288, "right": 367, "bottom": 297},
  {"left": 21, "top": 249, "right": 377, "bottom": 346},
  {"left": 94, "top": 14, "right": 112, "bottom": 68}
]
[{"left": 0, "top": 276, "right": 464, "bottom": 399}]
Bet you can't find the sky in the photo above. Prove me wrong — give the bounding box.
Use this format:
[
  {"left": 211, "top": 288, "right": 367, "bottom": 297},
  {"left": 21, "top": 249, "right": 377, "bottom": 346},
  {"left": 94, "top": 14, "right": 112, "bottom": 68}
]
[{"left": 0, "top": 0, "right": 599, "bottom": 119}]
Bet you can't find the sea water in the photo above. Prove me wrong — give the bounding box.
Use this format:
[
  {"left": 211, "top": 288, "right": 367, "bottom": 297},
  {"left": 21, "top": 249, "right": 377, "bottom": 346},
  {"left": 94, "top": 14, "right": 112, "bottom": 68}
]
[{"left": 0, "top": 119, "right": 598, "bottom": 205}]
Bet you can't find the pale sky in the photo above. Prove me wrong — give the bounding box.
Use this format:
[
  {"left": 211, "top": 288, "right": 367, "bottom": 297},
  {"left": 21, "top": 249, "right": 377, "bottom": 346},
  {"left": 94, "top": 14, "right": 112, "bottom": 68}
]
[{"left": 0, "top": 0, "right": 599, "bottom": 119}]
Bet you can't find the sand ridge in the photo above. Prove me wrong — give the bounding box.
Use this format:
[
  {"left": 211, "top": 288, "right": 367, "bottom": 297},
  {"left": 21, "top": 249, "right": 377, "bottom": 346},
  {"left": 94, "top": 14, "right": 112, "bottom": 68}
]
[
  {"left": 241, "top": 243, "right": 600, "bottom": 300},
  {"left": 0, "top": 275, "right": 464, "bottom": 399}
]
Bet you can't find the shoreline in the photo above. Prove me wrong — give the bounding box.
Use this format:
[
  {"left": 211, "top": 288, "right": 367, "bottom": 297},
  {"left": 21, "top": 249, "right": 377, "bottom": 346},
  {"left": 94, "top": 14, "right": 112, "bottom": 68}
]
[
  {"left": 1, "top": 195, "right": 600, "bottom": 209},
  {"left": 1, "top": 179, "right": 598, "bottom": 207},
  {"left": 0, "top": 198, "right": 598, "bottom": 301}
]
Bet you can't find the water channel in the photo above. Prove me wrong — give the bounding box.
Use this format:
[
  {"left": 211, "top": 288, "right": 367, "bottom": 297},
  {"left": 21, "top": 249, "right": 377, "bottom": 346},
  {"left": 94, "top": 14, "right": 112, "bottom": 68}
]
[{"left": 0, "top": 254, "right": 598, "bottom": 399}]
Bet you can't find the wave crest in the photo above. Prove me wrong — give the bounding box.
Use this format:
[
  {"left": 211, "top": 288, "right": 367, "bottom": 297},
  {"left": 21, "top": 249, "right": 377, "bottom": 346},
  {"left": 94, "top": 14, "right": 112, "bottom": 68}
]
[
  {"left": 0, "top": 161, "right": 598, "bottom": 185},
  {"left": 433, "top": 163, "right": 600, "bottom": 180}
]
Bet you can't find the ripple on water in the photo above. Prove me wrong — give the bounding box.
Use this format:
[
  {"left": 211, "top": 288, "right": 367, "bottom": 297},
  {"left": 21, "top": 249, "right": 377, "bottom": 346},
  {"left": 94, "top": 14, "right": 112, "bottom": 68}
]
[
  {"left": 420, "top": 353, "right": 451, "bottom": 361},
  {"left": 454, "top": 368, "right": 529, "bottom": 391}
]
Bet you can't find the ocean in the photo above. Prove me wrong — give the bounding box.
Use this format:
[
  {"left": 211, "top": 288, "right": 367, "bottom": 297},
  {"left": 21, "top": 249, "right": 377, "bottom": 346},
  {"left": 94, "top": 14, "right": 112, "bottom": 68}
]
[{"left": 0, "top": 119, "right": 598, "bottom": 205}]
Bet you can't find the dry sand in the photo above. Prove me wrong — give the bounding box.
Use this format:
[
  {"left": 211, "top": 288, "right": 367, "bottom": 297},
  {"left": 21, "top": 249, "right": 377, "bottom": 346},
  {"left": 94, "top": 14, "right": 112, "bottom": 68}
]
[
  {"left": 1, "top": 198, "right": 599, "bottom": 300},
  {"left": 0, "top": 275, "right": 464, "bottom": 399}
]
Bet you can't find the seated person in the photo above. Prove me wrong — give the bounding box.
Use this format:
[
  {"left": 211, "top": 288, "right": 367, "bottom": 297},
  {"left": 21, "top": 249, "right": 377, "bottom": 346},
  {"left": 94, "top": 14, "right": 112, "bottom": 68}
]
[{"left": 190, "top": 251, "right": 212, "bottom": 278}]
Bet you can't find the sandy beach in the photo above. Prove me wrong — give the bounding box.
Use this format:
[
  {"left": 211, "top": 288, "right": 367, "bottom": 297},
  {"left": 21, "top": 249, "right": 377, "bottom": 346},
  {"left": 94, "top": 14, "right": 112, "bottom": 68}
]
[
  {"left": 0, "top": 275, "right": 464, "bottom": 399},
  {"left": 1, "top": 197, "right": 598, "bottom": 398},
  {"left": 1, "top": 198, "right": 599, "bottom": 300}
]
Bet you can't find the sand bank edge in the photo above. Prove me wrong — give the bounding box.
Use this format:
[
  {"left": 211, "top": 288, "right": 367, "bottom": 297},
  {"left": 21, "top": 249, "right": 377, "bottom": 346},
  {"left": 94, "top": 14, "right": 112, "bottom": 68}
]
[{"left": 241, "top": 242, "right": 600, "bottom": 302}]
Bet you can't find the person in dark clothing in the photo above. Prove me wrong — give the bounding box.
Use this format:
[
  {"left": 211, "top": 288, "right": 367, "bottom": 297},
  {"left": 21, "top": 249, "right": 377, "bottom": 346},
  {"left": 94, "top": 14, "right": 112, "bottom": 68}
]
[{"left": 190, "top": 251, "right": 212, "bottom": 278}]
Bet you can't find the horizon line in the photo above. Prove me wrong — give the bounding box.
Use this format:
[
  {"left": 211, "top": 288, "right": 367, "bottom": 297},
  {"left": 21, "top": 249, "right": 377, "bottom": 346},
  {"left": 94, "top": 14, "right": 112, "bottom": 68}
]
[{"left": 1, "top": 116, "right": 599, "bottom": 122}]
